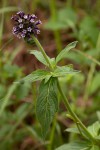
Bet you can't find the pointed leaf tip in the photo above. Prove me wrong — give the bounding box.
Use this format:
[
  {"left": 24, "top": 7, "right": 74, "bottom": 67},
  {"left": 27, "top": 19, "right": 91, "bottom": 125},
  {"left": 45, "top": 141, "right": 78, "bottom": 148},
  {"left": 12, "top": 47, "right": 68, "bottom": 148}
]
[{"left": 56, "top": 41, "right": 78, "bottom": 63}]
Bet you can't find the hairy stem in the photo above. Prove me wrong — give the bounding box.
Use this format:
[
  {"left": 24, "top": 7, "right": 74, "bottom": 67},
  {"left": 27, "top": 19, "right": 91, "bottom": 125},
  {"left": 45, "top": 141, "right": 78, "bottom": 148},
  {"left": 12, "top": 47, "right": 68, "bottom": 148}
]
[
  {"left": 57, "top": 80, "right": 96, "bottom": 143},
  {"left": 32, "top": 36, "right": 53, "bottom": 70}
]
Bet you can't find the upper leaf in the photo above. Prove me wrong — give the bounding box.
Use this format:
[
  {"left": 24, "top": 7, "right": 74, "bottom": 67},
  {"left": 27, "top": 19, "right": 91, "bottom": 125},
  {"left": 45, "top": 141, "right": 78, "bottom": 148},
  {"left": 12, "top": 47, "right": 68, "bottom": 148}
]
[
  {"left": 52, "top": 65, "right": 79, "bottom": 77},
  {"left": 56, "top": 41, "right": 78, "bottom": 63},
  {"left": 17, "top": 70, "right": 50, "bottom": 83},
  {"left": 55, "top": 141, "right": 90, "bottom": 150},
  {"left": 30, "top": 50, "right": 49, "bottom": 66},
  {"left": 36, "top": 77, "right": 58, "bottom": 138}
]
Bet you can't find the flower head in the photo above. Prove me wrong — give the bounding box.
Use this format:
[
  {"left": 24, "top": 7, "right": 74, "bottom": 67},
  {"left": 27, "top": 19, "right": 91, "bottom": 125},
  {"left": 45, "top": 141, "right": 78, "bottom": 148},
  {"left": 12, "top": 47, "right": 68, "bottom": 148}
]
[{"left": 11, "top": 11, "right": 42, "bottom": 39}]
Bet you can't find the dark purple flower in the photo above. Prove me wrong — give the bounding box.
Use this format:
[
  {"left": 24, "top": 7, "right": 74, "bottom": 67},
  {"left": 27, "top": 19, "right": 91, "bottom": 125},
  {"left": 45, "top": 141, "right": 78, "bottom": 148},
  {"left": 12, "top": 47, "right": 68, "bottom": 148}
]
[
  {"left": 19, "top": 24, "right": 23, "bottom": 28},
  {"left": 17, "top": 11, "right": 25, "bottom": 18},
  {"left": 27, "top": 27, "right": 32, "bottom": 32},
  {"left": 11, "top": 11, "right": 42, "bottom": 39}
]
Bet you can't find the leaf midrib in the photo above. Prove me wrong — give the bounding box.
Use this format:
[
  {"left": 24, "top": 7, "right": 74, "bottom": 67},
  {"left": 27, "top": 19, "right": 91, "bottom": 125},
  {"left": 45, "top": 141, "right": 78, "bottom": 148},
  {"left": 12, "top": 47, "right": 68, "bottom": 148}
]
[{"left": 44, "top": 79, "right": 52, "bottom": 124}]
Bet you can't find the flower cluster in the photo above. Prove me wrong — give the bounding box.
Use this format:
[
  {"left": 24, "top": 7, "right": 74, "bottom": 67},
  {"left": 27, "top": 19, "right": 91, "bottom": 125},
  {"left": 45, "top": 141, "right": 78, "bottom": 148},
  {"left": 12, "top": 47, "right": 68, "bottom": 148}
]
[{"left": 11, "top": 11, "right": 42, "bottom": 39}]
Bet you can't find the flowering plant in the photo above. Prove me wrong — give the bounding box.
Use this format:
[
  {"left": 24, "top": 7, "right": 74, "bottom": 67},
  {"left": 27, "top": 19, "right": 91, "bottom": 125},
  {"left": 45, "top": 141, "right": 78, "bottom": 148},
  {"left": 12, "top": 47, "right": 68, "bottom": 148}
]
[{"left": 11, "top": 12, "right": 100, "bottom": 149}]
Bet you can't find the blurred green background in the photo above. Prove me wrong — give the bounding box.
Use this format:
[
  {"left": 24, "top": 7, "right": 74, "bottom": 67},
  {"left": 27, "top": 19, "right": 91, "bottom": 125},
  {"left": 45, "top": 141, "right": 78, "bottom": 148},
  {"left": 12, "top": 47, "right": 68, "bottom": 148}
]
[{"left": 0, "top": 0, "right": 100, "bottom": 150}]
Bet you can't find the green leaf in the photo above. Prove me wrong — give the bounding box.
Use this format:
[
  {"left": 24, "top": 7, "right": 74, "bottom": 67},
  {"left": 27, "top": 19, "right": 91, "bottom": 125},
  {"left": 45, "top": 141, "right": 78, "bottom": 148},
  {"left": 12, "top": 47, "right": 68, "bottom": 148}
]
[
  {"left": 97, "top": 111, "right": 100, "bottom": 121},
  {"left": 90, "top": 73, "right": 100, "bottom": 95},
  {"left": 65, "top": 127, "right": 80, "bottom": 134},
  {"left": 44, "top": 8, "right": 77, "bottom": 31},
  {"left": 44, "top": 20, "right": 67, "bottom": 30},
  {"left": 44, "top": 75, "right": 52, "bottom": 83},
  {"left": 17, "top": 70, "right": 50, "bottom": 83},
  {"left": 0, "top": 85, "right": 6, "bottom": 99},
  {"left": 95, "top": 135, "right": 100, "bottom": 140},
  {"left": 79, "top": 16, "right": 99, "bottom": 45},
  {"left": 36, "top": 77, "right": 58, "bottom": 138},
  {"left": 88, "top": 121, "right": 100, "bottom": 137},
  {"left": 90, "top": 145, "right": 100, "bottom": 150},
  {"left": 52, "top": 66, "right": 79, "bottom": 77},
  {"left": 3, "top": 64, "right": 21, "bottom": 78},
  {"left": 56, "top": 41, "right": 78, "bottom": 63},
  {"left": 0, "top": 83, "right": 18, "bottom": 116},
  {"left": 0, "top": 7, "right": 18, "bottom": 13},
  {"left": 55, "top": 141, "right": 90, "bottom": 150},
  {"left": 58, "top": 8, "right": 77, "bottom": 29},
  {"left": 30, "top": 50, "right": 56, "bottom": 69},
  {"left": 50, "top": 58, "right": 56, "bottom": 69},
  {"left": 30, "top": 50, "right": 49, "bottom": 66},
  {"left": 15, "top": 82, "right": 31, "bottom": 99}
]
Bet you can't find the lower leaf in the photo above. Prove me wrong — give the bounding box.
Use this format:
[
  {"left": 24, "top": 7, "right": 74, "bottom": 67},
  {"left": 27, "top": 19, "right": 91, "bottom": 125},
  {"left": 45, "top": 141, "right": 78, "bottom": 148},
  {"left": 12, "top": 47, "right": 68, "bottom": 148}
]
[
  {"left": 55, "top": 141, "right": 90, "bottom": 150},
  {"left": 36, "top": 77, "right": 58, "bottom": 138}
]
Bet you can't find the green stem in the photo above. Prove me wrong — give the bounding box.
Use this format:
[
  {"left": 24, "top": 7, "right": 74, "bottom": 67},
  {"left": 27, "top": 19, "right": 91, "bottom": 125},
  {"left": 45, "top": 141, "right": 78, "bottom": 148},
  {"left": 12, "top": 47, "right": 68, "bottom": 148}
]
[
  {"left": 47, "top": 116, "right": 57, "bottom": 150},
  {"left": 49, "top": 0, "right": 62, "bottom": 53},
  {"left": 57, "top": 80, "right": 96, "bottom": 143},
  {"left": 33, "top": 36, "right": 96, "bottom": 144},
  {"left": 54, "top": 30, "right": 62, "bottom": 53},
  {"left": 83, "top": 63, "right": 95, "bottom": 101},
  {"left": 0, "top": 10, "right": 4, "bottom": 47},
  {"left": 83, "top": 32, "right": 100, "bottom": 101},
  {"left": 32, "top": 36, "right": 53, "bottom": 71},
  {"left": 0, "top": 83, "right": 18, "bottom": 116},
  {"left": 50, "top": 0, "right": 56, "bottom": 21},
  {"left": 75, "top": 50, "right": 100, "bottom": 66}
]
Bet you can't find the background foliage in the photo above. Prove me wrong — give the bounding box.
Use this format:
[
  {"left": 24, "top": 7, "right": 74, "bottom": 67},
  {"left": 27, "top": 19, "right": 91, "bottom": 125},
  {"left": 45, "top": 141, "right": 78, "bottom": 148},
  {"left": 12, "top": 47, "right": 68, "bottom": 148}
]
[{"left": 0, "top": 0, "right": 100, "bottom": 150}]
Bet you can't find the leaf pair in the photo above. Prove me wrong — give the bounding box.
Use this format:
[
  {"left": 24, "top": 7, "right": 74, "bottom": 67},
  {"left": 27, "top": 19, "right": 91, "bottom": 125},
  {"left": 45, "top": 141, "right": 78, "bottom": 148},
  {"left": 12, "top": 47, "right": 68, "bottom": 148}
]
[
  {"left": 56, "top": 141, "right": 100, "bottom": 150},
  {"left": 18, "top": 66, "right": 79, "bottom": 85},
  {"left": 30, "top": 41, "right": 78, "bottom": 68}
]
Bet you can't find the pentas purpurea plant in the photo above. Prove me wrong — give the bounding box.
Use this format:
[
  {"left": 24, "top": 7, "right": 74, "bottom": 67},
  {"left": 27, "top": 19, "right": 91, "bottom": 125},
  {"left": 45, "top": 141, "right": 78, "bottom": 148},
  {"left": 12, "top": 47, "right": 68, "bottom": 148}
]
[{"left": 11, "top": 12, "right": 100, "bottom": 149}]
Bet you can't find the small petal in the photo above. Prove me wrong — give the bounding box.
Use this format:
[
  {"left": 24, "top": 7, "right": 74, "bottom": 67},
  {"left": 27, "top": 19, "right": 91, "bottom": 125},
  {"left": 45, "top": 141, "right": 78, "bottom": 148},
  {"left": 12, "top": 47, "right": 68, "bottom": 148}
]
[
  {"left": 21, "top": 33, "right": 26, "bottom": 38},
  {"left": 18, "top": 18, "right": 23, "bottom": 23},
  {"left": 36, "top": 29, "right": 40, "bottom": 34},
  {"left": 12, "top": 30, "right": 16, "bottom": 35},
  {"left": 11, "top": 15, "right": 19, "bottom": 21},
  {"left": 17, "top": 11, "right": 25, "bottom": 18},
  {"left": 22, "top": 29, "right": 27, "bottom": 34},
  {"left": 13, "top": 27, "right": 17, "bottom": 32},
  {"left": 19, "top": 24, "right": 23, "bottom": 28},
  {"left": 27, "top": 27, "right": 32, "bottom": 32},
  {"left": 24, "top": 15, "right": 28, "bottom": 19},
  {"left": 30, "top": 18, "right": 34, "bottom": 23},
  {"left": 35, "top": 20, "right": 42, "bottom": 25},
  {"left": 17, "top": 11, "right": 23, "bottom": 15},
  {"left": 31, "top": 14, "right": 37, "bottom": 19},
  {"left": 27, "top": 14, "right": 31, "bottom": 20}
]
